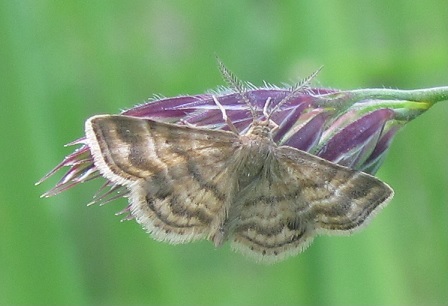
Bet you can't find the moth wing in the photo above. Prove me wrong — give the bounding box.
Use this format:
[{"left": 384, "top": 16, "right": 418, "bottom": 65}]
[
  {"left": 231, "top": 145, "right": 393, "bottom": 263},
  {"left": 85, "top": 115, "right": 240, "bottom": 243}
]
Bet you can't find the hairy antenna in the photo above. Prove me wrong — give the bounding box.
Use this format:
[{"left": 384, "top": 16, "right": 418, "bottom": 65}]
[
  {"left": 267, "top": 66, "right": 323, "bottom": 120},
  {"left": 216, "top": 57, "right": 257, "bottom": 119}
]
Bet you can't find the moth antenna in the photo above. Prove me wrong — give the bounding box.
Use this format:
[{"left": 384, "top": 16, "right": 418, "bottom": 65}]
[
  {"left": 212, "top": 95, "right": 239, "bottom": 134},
  {"left": 267, "top": 66, "right": 323, "bottom": 120},
  {"left": 262, "top": 97, "right": 279, "bottom": 132},
  {"left": 262, "top": 97, "right": 272, "bottom": 119},
  {"left": 216, "top": 57, "right": 258, "bottom": 120}
]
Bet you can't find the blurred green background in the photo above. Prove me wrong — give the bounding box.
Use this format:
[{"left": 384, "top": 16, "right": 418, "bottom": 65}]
[{"left": 2, "top": 1, "right": 448, "bottom": 305}]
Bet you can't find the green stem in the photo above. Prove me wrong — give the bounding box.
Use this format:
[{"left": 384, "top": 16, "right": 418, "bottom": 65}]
[
  {"left": 315, "top": 86, "right": 448, "bottom": 120},
  {"left": 346, "top": 86, "right": 448, "bottom": 104}
]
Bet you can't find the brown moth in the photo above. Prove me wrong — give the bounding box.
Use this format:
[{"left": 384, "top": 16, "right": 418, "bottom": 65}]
[{"left": 84, "top": 63, "right": 393, "bottom": 263}]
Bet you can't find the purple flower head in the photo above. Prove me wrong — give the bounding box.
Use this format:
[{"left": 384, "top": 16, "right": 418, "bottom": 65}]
[{"left": 38, "top": 72, "right": 448, "bottom": 205}]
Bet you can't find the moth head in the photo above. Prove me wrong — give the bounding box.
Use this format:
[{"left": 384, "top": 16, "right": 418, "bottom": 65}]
[{"left": 246, "top": 118, "right": 279, "bottom": 139}]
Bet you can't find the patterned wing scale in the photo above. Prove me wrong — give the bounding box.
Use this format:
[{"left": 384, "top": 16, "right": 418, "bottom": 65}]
[
  {"left": 275, "top": 146, "right": 393, "bottom": 233},
  {"left": 86, "top": 115, "right": 240, "bottom": 244},
  {"left": 230, "top": 145, "right": 393, "bottom": 263},
  {"left": 230, "top": 171, "right": 315, "bottom": 263}
]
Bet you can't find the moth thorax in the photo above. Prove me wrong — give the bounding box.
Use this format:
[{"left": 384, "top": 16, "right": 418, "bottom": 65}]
[{"left": 248, "top": 120, "right": 274, "bottom": 139}]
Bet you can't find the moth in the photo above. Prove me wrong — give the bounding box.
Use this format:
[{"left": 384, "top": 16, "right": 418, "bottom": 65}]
[{"left": 84, "top": 62, "right": 394, "bottom": 263}]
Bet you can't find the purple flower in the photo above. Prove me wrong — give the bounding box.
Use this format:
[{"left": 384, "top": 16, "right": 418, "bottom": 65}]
[{"left": 37, "top": 74, "right": 448, "bottom": 208}]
